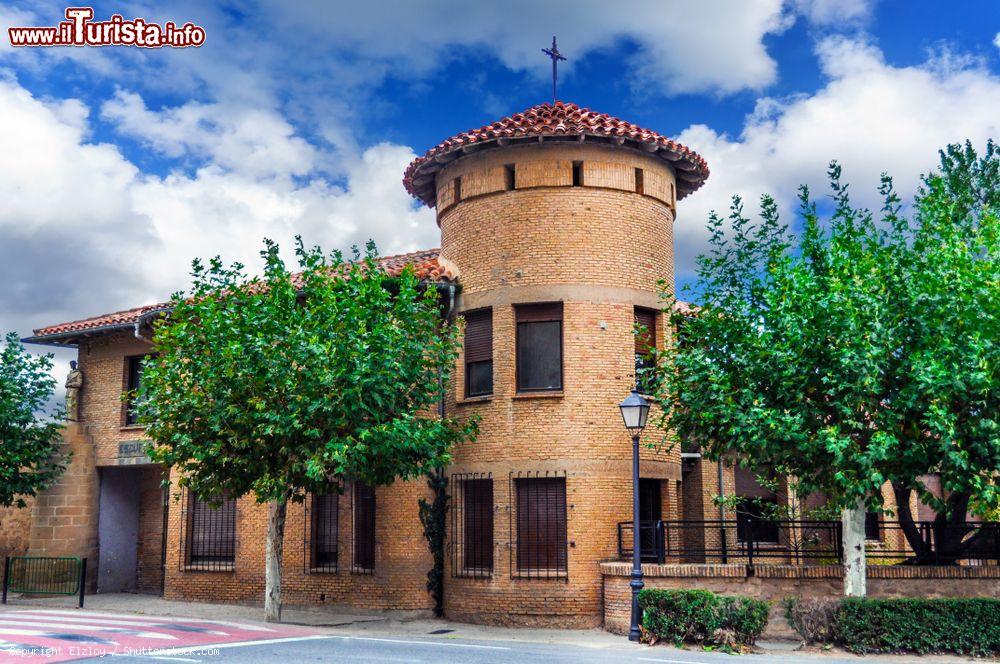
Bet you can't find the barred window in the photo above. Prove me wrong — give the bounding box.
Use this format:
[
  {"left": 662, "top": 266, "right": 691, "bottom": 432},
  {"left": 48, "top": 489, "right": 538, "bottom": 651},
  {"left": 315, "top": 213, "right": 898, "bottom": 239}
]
[
  {"left": 464, "top": 309, "right": 493, "bottom": 397},
  {"left": 634, "top": 307, "right": 657, "bottom": 394},
  {"left": 515, "top": 303, "right": 563, "bottom": 392},
  {"left": 865, "top": 511, "right": 881, "bottom": 541},
  {"left": 124, "top": 354, "right": 152, "bottom": 425},
  {"left": 353, "top": 481, "right": 376, "bottom": 573},
  {"left": 735, "top": 466, "right": 779, "bottom": 544},
  {"left": 309, "top": 493, "right": 339, "bottom": 572},
  {"left": 451, "top": 473, "right": 493, "bottom": 578},
  {"left": 510, "top": 472, "right": 568, "bottom": 578},
  {"left": 183, "top": 491, "right": 236, "bottom": 571}
]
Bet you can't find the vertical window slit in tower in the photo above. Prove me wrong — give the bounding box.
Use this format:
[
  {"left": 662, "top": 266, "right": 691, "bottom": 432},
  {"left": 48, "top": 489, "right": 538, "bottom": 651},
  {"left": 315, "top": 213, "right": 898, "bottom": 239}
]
[
  {"left": 504, "top": 164, "right": 515, "bottom": 191},
  {"left": 635, "top": 168, "right": 644, "bottom": 195},
  {"left": 453, "top": 176, "right": 462, "bottom": 202},
  {"left": 572, "top": 161, "right": 582, "bottom": 187}
]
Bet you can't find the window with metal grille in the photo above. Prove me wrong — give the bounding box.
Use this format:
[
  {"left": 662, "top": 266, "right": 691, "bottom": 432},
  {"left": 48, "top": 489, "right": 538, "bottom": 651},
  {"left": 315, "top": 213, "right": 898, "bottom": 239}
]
[
  {"left": 634, "top": 307, "right": 657, "bottom": 395},
  {"left": 509, "top": 472, "right": 568, "bottom": 579},
  {"left": 308, "top": 492, "right": 339, "bottom": 572},
  {"left": 865, "top": 511, "right": 881, "bottom": 541},
  {"left": 353, "top": 481, "right": 376, "bottom": 574},
  {"left": 181, "top": 490, "right": 236, "bottom": 571},
  {"left": 515, "top": 303, "right": 563, "bottom": 392},
  {"left": 450, "top": 473, "right": 493, "bottom": 577},
  {"left": 734, "top": 466, "right": 779, "bottom": 544},
  {"left": 124, "top": 354, "right": 152, "bottom": 425},
  {"left": 464, "top": 308, "right": 493, "bottom": 397}
]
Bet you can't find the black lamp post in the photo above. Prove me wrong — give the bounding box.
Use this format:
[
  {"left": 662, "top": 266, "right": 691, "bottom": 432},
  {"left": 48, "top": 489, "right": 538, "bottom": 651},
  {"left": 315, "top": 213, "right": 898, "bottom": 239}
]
[{"left": 619, "top": 388, "right": 650, "bottom": 642}]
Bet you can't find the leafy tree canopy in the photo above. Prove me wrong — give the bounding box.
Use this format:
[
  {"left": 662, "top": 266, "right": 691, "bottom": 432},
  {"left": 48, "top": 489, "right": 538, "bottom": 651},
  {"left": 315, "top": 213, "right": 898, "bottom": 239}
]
[
  {"left": 654, "top": 142, "right": 998, "bottom": 561},
  {"left": 0, "top": 332, "right": 66, "bottom": 508},
  {"left": 140, "top": 238, "right": 476, "bottom": 504}
]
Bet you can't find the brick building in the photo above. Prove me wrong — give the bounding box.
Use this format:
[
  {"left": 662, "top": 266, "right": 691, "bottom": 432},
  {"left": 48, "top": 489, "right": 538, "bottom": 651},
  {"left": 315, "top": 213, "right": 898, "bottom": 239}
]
[{"left": 20, "top": 101, "right": 941, "bottom": 626}]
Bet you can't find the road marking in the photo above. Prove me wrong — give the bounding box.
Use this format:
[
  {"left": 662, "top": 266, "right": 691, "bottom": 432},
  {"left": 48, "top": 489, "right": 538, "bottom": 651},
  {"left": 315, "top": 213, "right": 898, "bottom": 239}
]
[
  {"left": 10, "top": 613, "right": 228, "bottom": 635},
  {"left": 333, "top": 635, "right": 512, "bottom": 650},
  {"left": 637, "top": 658, "right": 704, "bottom": 664},
  {"left": 0, "top": 618, "right": 177, "bottom": 640},
  {"left": 18, "top": 609, "right": 276, "bottom": 632},
  {"left": 135, "top": 634, "right": 334, "bottom": 656}
]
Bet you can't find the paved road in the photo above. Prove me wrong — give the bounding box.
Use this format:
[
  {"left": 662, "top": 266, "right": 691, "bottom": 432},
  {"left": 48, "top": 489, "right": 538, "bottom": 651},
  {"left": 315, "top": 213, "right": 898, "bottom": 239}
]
[
  {"left": 0, "top": 609, "right": 321, "bottom": 663},
  {"left": 78, "top": 632, "right": 956, "bottom": 664}
]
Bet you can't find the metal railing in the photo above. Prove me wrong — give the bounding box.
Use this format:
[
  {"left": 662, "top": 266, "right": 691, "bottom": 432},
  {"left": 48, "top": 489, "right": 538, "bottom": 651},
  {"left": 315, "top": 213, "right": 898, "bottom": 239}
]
[
  {"left": 617, "top": 519, "right": 1000, "bottom": 568},
  {"left": 2, "top": 556, "right": 87, "bottom": 607}
]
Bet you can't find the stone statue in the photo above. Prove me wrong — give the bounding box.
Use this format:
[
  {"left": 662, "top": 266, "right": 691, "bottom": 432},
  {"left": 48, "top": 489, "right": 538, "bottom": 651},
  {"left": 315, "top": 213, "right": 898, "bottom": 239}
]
[{"left": 65, "top": 360, "right": 84, "bottom": 421}]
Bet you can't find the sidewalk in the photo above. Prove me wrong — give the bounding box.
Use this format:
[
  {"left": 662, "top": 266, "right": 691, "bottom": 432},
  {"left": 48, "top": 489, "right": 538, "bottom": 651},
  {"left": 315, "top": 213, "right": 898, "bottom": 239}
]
[{"left": 0, "top": 593, "right": 976, "bottom": 662}]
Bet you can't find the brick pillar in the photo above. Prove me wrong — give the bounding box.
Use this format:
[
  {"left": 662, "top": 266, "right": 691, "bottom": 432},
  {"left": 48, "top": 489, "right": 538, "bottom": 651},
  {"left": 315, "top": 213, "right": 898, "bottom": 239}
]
[{"left": 28, "top": 422, "right": 100, "bottom": 592}]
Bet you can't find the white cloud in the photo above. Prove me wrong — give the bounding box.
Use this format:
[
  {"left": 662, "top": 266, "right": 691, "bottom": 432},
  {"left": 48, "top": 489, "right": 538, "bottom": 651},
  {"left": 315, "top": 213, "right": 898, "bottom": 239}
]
[
  {"left": 673, "top": 37, "right": 1000, "bottom": 283},
  {"left": 994, "top": 32, "right": 1000, "bottom": 51},
  {"left": 0, "top": 78, "right": 435, "bottom": 348},
  {"left": 256, "top": 0, "right": 795, "bottom": 96},
  {"left": 789, "top": 0, "right": 875, "bottom": 26},
  {"left": 101, "top": 91, "right": 319, "bottom": 178}
]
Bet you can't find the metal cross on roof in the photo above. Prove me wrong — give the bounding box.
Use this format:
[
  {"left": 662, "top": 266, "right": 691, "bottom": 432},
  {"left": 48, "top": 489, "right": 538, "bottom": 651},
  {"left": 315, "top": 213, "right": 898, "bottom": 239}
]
[{"left": 542, "top": 35, "right": 566, "bottom": 104}]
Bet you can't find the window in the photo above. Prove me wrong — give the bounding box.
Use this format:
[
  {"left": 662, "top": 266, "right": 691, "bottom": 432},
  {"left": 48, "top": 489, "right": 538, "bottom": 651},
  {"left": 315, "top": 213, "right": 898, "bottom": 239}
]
[
  {"left": 453, "top": 176, "right": 462, "bottom": 202},
  {"left": 571, "top": 161, "right": 582, "bottom": 186},
  {"left": 504, "top": 164, "right": 515, "bottom": 191},
  {"left": 353, "top": 481, "right": 376, "bottom": 573},
  {"left": 451, "top": 474, "right": 493, "bottom": 577},
  {"left": 515, "top": 303, "right": 563, "bottom": 392},
  {"left": 464, "top": 308, "right": 493, "bottom": 397},
  {"left": 635, "top": 167, "right": 644, "bottom": 195},
  {"left": 634, "top": 307, "right": 657, "bottom": 395},
  {"left": 310, "top": 493, "right": 339, "bottom": 572},
  {"left": 184, "top": 491, "right": 236, "bottom": 570},
  {"left": 865, "top": 511, "right": 881, "bottom": 541},
  {"left": 124, "top": 354, "right": 151, "bottom": 425},
  {"left": 734, "top": 466, "right": 779, "bottom": 544},
  {"left": 512, "top": 473, "right": 568, "bottom": 577}
]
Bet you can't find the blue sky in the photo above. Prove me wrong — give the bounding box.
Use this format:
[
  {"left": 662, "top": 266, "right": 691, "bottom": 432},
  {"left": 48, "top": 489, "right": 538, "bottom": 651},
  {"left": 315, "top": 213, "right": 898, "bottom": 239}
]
[{"left": 1, "top": 0, "right": 998, "bottom": 381}]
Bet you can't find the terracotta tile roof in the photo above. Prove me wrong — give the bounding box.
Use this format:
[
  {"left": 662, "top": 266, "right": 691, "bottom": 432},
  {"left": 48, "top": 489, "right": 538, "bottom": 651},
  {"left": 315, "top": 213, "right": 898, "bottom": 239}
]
[
  {"left": 29, "top": 249, "right": 457, "bottom": 341},
  {"left": 403, "top": 101, "right": 709, "bottom": 207}
]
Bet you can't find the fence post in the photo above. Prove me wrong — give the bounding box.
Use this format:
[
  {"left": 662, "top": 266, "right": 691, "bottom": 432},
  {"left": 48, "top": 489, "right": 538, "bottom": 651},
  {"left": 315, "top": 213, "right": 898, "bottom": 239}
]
[
  {"left": 2, "top": 557, "right": 9, "bottom": 604},
  {"left": 745, "top": 517, "right": 755, "bottom": 576},
  {"left": 655, "top": 520, "right": 665, "bottom": 565},
  {"left": 835, "top": 520, "right": 844, "bottom": 564},
  {"left": 78, "top": 558, "right": 87, "bottom": 609}
]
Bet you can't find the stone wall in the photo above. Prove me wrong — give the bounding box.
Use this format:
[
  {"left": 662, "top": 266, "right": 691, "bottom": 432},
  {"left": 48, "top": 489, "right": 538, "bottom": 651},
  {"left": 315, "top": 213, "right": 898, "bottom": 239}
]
[
  {"left": 601, "top": 562, "right": 1000, "bottom": 636},
  {"left": 0, "top": 500, "right": 34, "bottom": 559}
]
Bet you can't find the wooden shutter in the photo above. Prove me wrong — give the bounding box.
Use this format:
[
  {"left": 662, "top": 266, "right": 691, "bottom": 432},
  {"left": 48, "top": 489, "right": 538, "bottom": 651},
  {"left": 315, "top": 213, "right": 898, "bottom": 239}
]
[
  {"left": 634, "top": 307, "right": 657, "bottom": 354},
  {"left": 312, "top": 493, "right": 339, "bottom": 569},
  {"left": 515, "top": 477, "right": 567, "bottom": 573},
  {"left": 464, "top": 309, "right": 492, "bottom": 363},
  {"left": 353, "top": 481, "right": 376, "bottom": 571},
  {"left": 463, "top": 478, "right": 494, "bottom": 572},
  {"left": 188, "top": 492, "right": 236, "bottom": 565},
  {"left": 515, "top": 302, "right": 562, "bottom": 323}
]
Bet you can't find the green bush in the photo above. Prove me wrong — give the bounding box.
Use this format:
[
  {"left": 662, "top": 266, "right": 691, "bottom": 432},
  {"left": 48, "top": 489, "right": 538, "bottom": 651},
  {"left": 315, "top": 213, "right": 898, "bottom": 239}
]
[
  {"left": 835, "top": 597, "right": 1000, "bottom": 656},
  {"left": 638, "top": 589, "right": 770, "bottom": 648}
]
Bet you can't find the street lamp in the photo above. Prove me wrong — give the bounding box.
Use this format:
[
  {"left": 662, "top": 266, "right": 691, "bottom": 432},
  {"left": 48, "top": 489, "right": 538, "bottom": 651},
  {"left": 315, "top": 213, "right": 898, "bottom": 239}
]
[{"left": 619, "top": 388, "right": 650, "bottom": 642}]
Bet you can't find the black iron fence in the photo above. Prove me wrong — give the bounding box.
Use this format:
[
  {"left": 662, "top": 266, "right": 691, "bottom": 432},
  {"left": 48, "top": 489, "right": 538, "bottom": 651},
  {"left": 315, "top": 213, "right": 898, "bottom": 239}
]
[
  {"left": 618, "top": 519, "right": 1000, "bottom": 568},
  {"left": 2, "top": 556, "right": 87, "bottom": 607}
]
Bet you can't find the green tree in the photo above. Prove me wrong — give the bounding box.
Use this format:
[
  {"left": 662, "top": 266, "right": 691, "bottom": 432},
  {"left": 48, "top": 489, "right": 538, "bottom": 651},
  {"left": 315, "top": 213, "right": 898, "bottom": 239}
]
[
  {"left": 139, "top": 239, "right": 476, "bottom": 622},
  {"left": 653, "top": 142, "right": 998, "bottom": 586},
  {"left": 0, "top": 332, "right": 67, "bottom": 509}
]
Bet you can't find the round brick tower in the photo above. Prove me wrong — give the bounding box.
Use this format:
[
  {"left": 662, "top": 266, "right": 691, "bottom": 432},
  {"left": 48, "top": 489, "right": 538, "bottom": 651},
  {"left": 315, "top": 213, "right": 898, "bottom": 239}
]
[{"left": 404, "top": 101, "right": 709, "bottom": 627}]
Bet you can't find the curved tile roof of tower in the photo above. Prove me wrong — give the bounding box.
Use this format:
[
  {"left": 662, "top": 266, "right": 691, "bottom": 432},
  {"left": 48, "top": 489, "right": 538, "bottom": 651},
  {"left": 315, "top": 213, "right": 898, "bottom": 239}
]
[
  {"left": 403, "top": 100, "right": 710, "bottom": 207},
  {"left": 27, "top": 248, "right": 457, "bottom": 344}
]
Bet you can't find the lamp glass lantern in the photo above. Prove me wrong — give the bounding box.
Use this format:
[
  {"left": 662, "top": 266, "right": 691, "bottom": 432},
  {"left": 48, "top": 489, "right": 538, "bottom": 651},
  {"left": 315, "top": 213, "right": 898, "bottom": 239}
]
[{"left": 618, "top": 389, "right": 650, "bottom": 434}]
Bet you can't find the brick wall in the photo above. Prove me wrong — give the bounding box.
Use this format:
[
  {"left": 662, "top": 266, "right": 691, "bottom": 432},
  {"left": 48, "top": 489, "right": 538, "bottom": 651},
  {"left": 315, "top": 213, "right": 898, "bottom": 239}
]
[
  {"left": 135, "top": 466, "right": 167, "bottom": 594},
  {"left": 438, "top": 143, "right": 682, "bottom": 626},
  {"left": 601, "top": 562, "right": 1000, "bottom": 635}
]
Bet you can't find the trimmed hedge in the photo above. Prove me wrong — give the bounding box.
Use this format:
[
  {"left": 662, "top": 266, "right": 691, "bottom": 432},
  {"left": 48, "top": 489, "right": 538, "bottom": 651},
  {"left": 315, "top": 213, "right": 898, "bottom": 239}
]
[
  {"left": 787, "top": 597, "right": 1000, "bottom": 656},
  {"left": 638, "top": 589, "right": 770, "bottom": 648}
]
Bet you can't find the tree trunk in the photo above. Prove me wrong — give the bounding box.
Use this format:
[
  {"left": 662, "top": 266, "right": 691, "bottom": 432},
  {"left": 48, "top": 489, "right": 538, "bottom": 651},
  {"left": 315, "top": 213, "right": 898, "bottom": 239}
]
[
  {"left": 842, "top": 500, "right": 866, "bottom": 597},
  {"left": 264, "top": 496, "right": 289, "bottom": 623}
]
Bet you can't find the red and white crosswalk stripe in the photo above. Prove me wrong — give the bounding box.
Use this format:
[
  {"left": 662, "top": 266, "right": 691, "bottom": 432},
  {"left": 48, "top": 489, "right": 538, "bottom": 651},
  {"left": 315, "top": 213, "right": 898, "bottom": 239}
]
[{"left": 0, "top": 609, "right": 319, "bottom": 663}]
